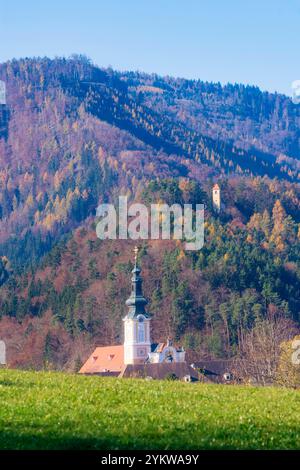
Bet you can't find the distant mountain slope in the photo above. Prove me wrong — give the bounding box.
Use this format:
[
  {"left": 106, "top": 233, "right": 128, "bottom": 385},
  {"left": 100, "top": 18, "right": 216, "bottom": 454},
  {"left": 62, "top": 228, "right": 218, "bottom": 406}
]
[
  {"left": 119, "top": 70, "right": 300, "bottom": 159},
  {"left": 0, "top": 55, "right": 299, "bottom": 273},
  {"left": 63, "top": 63, "right": 300, "bottom": 180},
  {"left": 2, "top": 56, "right": 300, "bottom": 183}
]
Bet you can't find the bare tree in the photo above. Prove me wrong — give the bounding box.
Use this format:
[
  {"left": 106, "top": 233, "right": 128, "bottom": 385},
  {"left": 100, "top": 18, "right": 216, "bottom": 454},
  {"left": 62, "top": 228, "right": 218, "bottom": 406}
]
[{"left": 234, "top": 315, "right": 297, "bottom": 385}]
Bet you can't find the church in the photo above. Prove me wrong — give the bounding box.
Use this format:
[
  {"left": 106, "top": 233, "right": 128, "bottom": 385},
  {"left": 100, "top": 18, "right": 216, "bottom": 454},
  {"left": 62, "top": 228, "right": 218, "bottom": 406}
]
[{"left": 79, "top": 247, "right": 197, "bottom": 381}]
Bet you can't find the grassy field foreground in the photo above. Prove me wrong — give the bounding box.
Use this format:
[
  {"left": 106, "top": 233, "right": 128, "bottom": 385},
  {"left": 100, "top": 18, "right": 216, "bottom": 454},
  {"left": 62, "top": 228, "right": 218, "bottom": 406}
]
[{"left": 0, "top": 369, "right": 300, "bottom": 450}]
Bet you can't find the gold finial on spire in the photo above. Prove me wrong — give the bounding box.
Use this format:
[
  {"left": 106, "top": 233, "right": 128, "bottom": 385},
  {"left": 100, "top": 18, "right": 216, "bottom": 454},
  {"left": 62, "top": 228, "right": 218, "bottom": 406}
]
[{"left": 133, "top": 246, "right": 139, "bottom": 263}]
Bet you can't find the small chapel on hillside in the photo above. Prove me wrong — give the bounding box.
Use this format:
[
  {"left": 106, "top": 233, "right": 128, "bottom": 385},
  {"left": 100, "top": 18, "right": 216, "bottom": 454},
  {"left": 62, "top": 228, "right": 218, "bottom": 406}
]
[{"left": 79, "top": 247, "right": 195, "bottom": 380}]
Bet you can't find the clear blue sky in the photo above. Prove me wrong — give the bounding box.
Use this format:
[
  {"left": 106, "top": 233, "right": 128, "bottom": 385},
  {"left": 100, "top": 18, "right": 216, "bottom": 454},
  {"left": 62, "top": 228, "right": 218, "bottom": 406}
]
[{"left": 0, "top": 0, "right": 299, "bottom": 95}]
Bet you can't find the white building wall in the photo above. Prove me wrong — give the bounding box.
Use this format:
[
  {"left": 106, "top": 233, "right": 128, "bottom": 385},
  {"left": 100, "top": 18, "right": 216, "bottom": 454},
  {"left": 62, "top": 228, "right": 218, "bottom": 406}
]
[
  {"left": 0, "top": 81, "right": 6, "bottom": 105},
  {"left": 123, "top": 317, "right": 151, "bottom": 364},
  {"left": 148, "top": 345, "right": 185, "bottom": 363}
]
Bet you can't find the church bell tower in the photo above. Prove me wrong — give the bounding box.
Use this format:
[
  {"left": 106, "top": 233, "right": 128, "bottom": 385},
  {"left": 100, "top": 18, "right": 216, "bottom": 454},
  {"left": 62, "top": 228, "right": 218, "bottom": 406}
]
[{"left": 123, "top": 247, "right": 151, "bottom": 365}]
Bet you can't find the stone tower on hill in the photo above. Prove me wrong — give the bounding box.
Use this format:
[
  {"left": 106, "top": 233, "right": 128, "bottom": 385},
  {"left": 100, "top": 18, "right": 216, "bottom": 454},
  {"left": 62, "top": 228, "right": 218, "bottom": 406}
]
[{"left": 212, "top": 183, "right": 221, "bottom": 213}]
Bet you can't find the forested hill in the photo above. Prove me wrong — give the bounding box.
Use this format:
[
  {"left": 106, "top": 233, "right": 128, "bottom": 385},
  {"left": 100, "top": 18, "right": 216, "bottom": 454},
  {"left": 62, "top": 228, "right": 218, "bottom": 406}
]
[
  {"left": 0, "top": 56, "right": 300, "bottom": 370},
  {"left": 0, "top": 56, "right": 299, "bottom": 268},
  {"left": 1, "top": 56, "right": 300, "bottom": 183},
  {"left": 119, "top": 70, "right": 300, "bottom": 161},
  {"left": 1, "top": 177, "right": 300, "bottom": 370}
]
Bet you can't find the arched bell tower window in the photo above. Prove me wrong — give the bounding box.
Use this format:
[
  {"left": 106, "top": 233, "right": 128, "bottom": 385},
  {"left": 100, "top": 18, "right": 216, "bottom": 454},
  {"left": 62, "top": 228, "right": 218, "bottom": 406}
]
[{"left": 137, "top": 315, "right": 145, "bottom": 343}]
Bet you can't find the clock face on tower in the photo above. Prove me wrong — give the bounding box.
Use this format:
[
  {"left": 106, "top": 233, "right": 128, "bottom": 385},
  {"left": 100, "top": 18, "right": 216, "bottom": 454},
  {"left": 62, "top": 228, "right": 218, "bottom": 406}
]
[{"left": 137, "top": 348, "right": 146, "bottom": 357}]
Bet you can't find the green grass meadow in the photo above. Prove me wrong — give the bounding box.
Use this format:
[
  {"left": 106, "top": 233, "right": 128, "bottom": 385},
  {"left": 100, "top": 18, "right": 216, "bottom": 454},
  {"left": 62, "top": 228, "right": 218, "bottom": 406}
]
[{"left": 0, "top": 369, "right": 300, "bottom": 450}]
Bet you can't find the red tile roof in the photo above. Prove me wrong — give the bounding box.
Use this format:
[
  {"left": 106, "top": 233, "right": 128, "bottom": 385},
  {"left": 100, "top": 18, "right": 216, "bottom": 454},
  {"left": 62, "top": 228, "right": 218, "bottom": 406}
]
[
  {"left": 79, "top": 345, "right": 124, "bottom": 374},
  {"left": 213, "top": 183, "right": 220, "bottom": 190}
]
